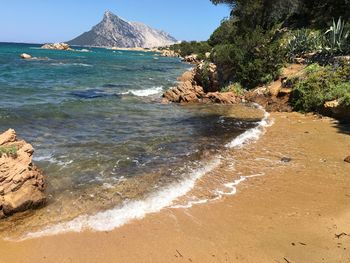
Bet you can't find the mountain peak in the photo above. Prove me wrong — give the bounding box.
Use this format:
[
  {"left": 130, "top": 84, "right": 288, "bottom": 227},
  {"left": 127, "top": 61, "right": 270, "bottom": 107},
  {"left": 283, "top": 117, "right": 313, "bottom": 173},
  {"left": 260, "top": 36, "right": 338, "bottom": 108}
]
[
  {"left": 68, "top": 12, "right": 177, "bottom": 48},
  {"left": 103, "top": 10, "right": 117, "bottom": 20}
]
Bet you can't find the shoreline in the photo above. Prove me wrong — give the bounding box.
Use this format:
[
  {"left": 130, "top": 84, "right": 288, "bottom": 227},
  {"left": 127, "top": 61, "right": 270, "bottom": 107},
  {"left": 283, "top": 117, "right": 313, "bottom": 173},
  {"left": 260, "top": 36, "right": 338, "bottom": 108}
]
[{"left": 1, "top": 112, "right": 349, "bottom": 262}]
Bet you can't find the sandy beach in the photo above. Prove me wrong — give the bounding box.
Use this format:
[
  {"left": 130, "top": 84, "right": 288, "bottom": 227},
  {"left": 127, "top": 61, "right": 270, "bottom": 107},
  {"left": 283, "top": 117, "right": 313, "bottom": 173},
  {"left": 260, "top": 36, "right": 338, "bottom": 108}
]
[{"left": 1, "top": 112, "right": 349, "bottom": 263}]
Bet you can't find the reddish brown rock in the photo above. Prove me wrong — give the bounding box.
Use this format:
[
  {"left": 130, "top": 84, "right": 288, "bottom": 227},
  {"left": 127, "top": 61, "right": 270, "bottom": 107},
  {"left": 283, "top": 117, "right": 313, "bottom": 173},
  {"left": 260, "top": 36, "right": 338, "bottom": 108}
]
[
  {"left": 163, "top": 70, "right": 205, "bottom": 103},
  {"left": 203, "top": 92, "right": 242, "bottom": 104},
  {"left": 0, "top": 129, "right": 46, "bottom": 219},
  {"left": 345, "top": 156, "right": 350, "bottom": 163}
]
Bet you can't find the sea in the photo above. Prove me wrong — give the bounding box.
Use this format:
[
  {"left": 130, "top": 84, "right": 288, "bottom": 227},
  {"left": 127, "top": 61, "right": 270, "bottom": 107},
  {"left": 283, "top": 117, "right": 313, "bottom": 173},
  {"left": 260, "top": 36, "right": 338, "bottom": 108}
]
[{"left": 0, "top": 42, "right": 268, "bottom": 239}]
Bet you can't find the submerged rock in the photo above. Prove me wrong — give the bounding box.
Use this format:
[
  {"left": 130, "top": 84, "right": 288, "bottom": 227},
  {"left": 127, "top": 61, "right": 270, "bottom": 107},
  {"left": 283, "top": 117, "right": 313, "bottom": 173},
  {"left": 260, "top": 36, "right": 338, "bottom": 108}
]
[
  {"left": 0, "top": 129, "right": 46, "bottom": 219},
  {"left": 20, "top": 53, "right": 32, "bottom": 59},
  {"left": 41, "top": 42, "right": 73, "bottom": 51}
]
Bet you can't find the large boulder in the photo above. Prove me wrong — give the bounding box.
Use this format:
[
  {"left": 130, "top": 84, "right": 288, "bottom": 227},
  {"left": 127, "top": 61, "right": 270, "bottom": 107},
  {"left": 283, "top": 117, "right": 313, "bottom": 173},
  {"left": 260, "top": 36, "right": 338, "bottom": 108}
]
[
  {"left": 323, "top": 100, "right": 350, "bottom": 119},
  {"left": 163, "top": 80, "right": 204, "bottom": 103},
  {"left": 41, "top": 42, "right": 73, "bottom": 51},
  {"left": 0, "top": 129, "right": 46, "bottom": 218}
]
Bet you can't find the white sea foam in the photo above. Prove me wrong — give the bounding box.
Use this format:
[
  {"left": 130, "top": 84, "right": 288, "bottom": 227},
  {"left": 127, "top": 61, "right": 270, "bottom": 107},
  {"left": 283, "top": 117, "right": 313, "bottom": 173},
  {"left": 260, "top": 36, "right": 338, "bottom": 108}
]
[
  {"left": 225, "top": 105, "right": 273, "bottom": 148},
  {"left": 23, "top": 159, "right": 220, "bottom": 239},
  {"left": 33, "top": 154, "right": 73, "bottom": 167},
  {"left": 51, "top": 62, "right": 92, "bottom": 67},
  {"left": 23, "top": 104, "right": 272, "bottom": 239},
  {"left": 214, "top": 173, "right": 265, "bottom": 198},
  {"left": 120, "top": 86, "right": 163, "bottom": 97}
]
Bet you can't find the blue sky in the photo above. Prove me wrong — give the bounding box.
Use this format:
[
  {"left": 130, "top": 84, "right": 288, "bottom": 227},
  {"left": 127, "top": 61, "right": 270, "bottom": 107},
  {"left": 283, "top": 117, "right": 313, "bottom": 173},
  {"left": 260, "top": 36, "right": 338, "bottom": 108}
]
[{"left": 0, "top": 0, "right": 230, "bottom": 43}]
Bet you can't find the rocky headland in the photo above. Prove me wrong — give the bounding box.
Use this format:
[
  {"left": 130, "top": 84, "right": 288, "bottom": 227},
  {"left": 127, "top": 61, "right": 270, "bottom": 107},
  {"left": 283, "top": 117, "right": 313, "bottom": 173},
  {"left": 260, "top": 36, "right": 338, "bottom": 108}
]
[{"left": 0, "top": 129, "right": 46, "bottom": 219}]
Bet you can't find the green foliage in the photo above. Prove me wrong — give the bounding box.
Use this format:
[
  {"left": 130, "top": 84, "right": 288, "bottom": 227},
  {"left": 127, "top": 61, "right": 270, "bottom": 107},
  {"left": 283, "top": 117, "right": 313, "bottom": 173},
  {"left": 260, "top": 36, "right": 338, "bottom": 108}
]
[
  {"left": 196, "top": 61, "right": 212, "bottom": 91},
  {"left": 220, "top": 82, "right": 244, "bottom": 95},
  {"left": 212, "top": 27, "right": 285, "bottom": 89},
  {"left": 291, "top": 64, "right": 350, "bottom": 111},
  {"left": 285, "top": 29, "right": 323, "bottom": 60},
  {"left": 324, "top": 17, "right": 350, "bottom": 54},
  {"left": 168, "top": 41, "right": 211, "bottom": 58},
  {"left": 0, "top": 146, "right": 17, "bottom": 158},
  {"left": 209, "top": 18, "right": 237, "bottom": 46},
  {"left": 211, "top": 0, "right": 350, "bottom": 30}
]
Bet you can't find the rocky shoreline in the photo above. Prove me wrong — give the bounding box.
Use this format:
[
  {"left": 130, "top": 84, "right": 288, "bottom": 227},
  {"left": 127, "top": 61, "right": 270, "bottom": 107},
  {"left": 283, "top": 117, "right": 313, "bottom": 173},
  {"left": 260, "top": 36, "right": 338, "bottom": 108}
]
[
  {"left": 161, "top": 60, "right": 302, "bottom": 110},
  {"left": 162, "top": 57, "right": 350, "bottom": 119},
  {"left": 0, "top": 129, "right": 46, "bottom": 219}
]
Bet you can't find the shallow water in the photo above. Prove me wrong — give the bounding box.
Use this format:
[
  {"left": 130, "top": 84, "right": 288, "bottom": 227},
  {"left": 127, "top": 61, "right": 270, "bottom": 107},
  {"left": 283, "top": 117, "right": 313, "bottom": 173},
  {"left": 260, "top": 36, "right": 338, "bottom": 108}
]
[{"left": 0, "top": 43, "right": 265, "bottom": 238}]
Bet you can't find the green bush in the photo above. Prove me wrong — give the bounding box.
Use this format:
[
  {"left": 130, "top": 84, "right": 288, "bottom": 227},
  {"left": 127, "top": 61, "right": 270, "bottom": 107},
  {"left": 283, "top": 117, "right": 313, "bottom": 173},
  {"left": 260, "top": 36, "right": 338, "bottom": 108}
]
[
  {"left": 220, "top": 82, "right": 245, "bottom": 95},
  {"left": 291, "top": 64, "right": 350, "bottom": 112},
  {"left": 209, "top": 18, "right": 237, "bottom": 46},
  {"left": 0, "top": 146, "right": 17, "bottom": 158},
  {"left": 168, "top": 41, "right": 212, "bottom": 58},
  {"left": 211, "top": 27, "right": 285, "bottom": 89}
]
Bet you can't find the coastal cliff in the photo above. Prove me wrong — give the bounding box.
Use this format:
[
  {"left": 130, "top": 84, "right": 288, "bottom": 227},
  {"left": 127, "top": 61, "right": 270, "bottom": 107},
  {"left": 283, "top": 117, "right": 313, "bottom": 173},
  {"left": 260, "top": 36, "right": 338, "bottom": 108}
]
[{"left": 0, "top": 129, "right": 46, "bottom": 219}]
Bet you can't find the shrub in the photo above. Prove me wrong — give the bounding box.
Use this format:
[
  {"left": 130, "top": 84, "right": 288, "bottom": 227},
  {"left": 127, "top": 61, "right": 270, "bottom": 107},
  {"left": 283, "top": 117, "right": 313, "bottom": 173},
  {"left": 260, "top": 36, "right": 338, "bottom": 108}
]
[
  {"left": 220, "top": 82, "right": 245, "bottom": 95},
  {"left": 208, "top": 18, "right": 237, "bottom": 46},
  {"left": 291, "top": 64, "right": 350, "bottom": 112},
  {"left": 211, "top": 27, "right": 286, "bottom": 89},
  {"left": 324, "top": 17, "right": 350, "bottom": 55},
  {"left": 168, "top": 41, "right": 212, "bottom": 58},
  {"left": 0, "top": 146, "right": 17, "bottom": 158},
  {"left": 285, "top": 29, "right": 323, "bottom": 60}
]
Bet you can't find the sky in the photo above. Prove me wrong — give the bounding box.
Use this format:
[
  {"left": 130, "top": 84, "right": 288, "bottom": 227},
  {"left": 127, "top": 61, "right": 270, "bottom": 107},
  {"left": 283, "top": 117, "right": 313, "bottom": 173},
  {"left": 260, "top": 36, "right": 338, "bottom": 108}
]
[{"left": 0, "top": 0, "right": 230, "bottom": 44}]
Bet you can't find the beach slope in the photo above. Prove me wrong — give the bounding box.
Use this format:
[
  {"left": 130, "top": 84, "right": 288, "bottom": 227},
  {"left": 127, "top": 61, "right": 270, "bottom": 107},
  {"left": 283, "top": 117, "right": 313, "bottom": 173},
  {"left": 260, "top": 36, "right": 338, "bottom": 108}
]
[{"left": 1, "top": 112, "right": 349, "bottom": 263}]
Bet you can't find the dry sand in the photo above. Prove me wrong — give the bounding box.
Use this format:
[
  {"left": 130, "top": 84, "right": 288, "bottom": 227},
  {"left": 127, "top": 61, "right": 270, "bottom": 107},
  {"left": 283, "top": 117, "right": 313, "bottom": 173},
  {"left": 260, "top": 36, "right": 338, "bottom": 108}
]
[{"left": 0, "top": 112, "right": 349, "bottom": 263}]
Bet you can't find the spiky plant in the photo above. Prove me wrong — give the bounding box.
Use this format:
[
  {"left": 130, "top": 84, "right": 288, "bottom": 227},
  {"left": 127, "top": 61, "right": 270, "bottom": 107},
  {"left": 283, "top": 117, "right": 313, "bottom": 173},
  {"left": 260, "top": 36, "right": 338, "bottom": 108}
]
[{"left": 324, "top": 17, "right": 349, "bottom": 54}]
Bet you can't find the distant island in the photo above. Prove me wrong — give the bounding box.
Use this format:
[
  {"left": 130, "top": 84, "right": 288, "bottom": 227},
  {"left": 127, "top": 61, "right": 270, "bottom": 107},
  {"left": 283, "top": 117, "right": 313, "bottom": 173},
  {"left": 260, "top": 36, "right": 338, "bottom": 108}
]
[{"left": 68, "top": 11, "right": 177, "bottom": 48}]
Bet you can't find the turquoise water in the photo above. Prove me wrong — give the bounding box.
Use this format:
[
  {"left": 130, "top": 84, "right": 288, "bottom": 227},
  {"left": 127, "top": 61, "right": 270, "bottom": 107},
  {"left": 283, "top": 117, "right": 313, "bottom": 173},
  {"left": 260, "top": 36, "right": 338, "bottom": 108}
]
[{"left": 0, "top": 43, "right": 262, "bottom": 237}]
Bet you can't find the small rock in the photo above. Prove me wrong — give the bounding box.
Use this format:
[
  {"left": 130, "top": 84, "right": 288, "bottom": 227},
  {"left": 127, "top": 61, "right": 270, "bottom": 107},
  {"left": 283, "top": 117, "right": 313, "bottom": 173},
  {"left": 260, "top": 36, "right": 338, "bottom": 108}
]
[
  {"left": 20, "top": 53, "right": 32, "bottom": 59},
  {"left": 344, "top": 156, "right": 350, "bottom": 163},
  {"left": 281, "top": 157, "right": 292, "bottom": 163}
]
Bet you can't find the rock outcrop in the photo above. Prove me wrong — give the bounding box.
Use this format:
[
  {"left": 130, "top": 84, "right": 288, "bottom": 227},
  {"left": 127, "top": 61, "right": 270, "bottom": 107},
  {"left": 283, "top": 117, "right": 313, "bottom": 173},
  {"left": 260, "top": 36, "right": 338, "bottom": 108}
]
[
  {"left": 20, "top": 53, "right": 32, "bottom": 59},
  {"left": 162, "top": 69, "right": 243, "bottom": 104},
  {"left": 245, "top": 64, "right": 305, "bottom": 112},
  {"left": 68, "top": 11, "right": 177, "bottom": 48},
  {"left": 345, "top": 156, "right": 350, "bottom": 163},
  {"left": 323, "top": 99, "right": 350, "bottom": 119},
  {"left": 0, "top": 129, "right": 46, "bottom": 219},
  {"left": 159, "top": 49, "right": 180, "bottom": 58},
  {"left": 182, "top": 54, "right": 200, "bottom": 64},
  {"left": 41, "top": 42, "right": 73, "bottom": 51}
]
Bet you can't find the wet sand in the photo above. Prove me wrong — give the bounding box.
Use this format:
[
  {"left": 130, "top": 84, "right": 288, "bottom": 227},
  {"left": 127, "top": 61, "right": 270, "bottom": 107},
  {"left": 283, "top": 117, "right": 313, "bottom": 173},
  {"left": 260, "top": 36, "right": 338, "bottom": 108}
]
[{"left": 1, "top": 112, "right": 350, "bottom": 263}]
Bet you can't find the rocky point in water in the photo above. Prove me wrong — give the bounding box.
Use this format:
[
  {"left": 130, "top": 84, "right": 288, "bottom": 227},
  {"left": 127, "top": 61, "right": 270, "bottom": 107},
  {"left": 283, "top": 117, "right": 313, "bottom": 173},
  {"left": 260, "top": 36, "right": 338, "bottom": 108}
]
[
  {"left": 68, "top": 11, "right": 177, "bottom": 48},
  {"left": 0, "top": 129, "right": 46, "bottom": 219},
  {"left": 41, "top": 42, "right": 73, "bottom": 51}
]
